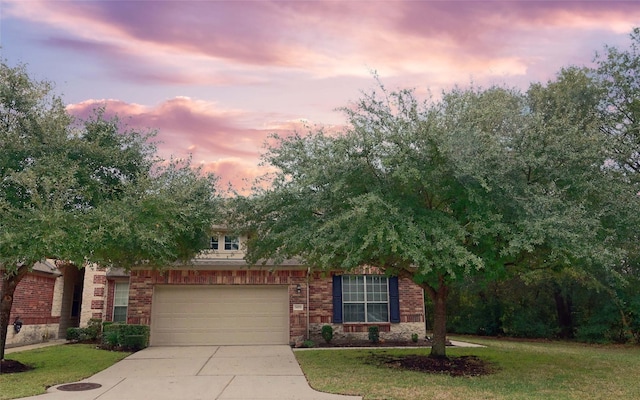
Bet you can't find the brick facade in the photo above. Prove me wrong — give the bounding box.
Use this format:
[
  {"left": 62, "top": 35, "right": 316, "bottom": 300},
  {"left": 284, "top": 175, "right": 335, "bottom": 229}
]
[
  {"left": 128, "top": 268, "right": 308, "bottom": 341},
  {"left": 81, "top": 267, "right": 106, "bottom": 325},
  {"left": 6, "top": 272, "right": 60, "bottom": 347},
  {"left": 10, "top": 273, "right": 60, "bottom": 326},
  {"left": 126, "top": 267, "right": 425, "bottom": 345},
  {"left": 306, "top": 270, "right": 425, "bottom": 342}
]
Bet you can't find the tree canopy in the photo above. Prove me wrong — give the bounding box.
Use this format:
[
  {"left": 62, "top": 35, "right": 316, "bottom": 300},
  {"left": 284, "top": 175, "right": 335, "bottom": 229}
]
[
  {"left": 0, "top": 62, "right": 220, "bottom": 359},
  {"left": 596, "top": 27, "right": 640, "bottom": 186},
  {"left": 234, "top": 68, "right": 636, "bottom": 357}
]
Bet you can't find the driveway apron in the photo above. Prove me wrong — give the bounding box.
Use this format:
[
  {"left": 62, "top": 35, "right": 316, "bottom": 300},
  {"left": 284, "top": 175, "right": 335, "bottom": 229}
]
[{"left": 16, "top": 345, "right": 361, "bottom": 400}]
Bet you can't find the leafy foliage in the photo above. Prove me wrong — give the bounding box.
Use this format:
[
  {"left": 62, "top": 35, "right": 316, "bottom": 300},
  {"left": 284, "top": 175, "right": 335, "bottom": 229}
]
[
  {"left": 234, "top": 69, "right": 634, "bottom": 356},
  {"left": 101, "top": 323, "right": 150, "bottom": 350},
  {"left": 0, "top": 62, "right": 219, "bottom": 358},
  {"left": 595, "top": 27, "right": 640, "bottom": 187},
  {"left": 321, "top": 325, "right": 333, "bottom": 343},
  {"left": 368, "top": 326, "right": 380, "bottom": 344}
]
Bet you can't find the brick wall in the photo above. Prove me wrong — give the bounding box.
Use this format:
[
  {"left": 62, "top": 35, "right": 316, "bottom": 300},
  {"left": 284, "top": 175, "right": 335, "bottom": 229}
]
[
  {"left": 80, "top": 267, "right": 107, "bottom": 325},
  {"left": 6, "top": 272, "right": 60, "bottom": 347},
  {"left": 307, "top": 270, "right": 425, "bottom": 342},
  {"left": 308, "top": 272, "right": 333, "bottom": 325},
  {"left": 398, "top": 277, "right": 425, "bottom": 323},
  {"left": 128, "top": 268, "right": 308, "bottom": 340},
  {"left": 307, "top": 271, "right": 424, "bottom": 324},
  {"left": 128, "top": 267, "right": 424, "bottom": 344},
  {"left": 10, "top": 273, "right": 60, "bottom": 325}
]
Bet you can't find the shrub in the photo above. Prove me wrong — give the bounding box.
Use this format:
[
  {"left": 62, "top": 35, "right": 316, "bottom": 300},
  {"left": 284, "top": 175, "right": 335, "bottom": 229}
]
[
  {"left": 123, "top": 335, "right": 147, "bottom": 351},
  {"left": 84, "top": 318, "right": 102, "bottom": 340},
  {"left": 411, "top": 333, "right": 419, "bottom": 343},
  {"left": 368, "top": 326, "right": 379, "bottom": 344},
  {"left": 66, "top": 325, "right": 100, "bottom": 342},
  {"left": 100, "top": 323, "right": 150, "bottom": 350},
  {"left": 321, "top": 325, "right": 333, "bottom": 343},
  {"left": 302, "top": 340, "right": 316, "bottom": 348},
  {"left": 103, "top": 329, "right": 120, "bottom": 349},
  {"left": 66, "top": 327, "right": 82, "bottom": 342}
]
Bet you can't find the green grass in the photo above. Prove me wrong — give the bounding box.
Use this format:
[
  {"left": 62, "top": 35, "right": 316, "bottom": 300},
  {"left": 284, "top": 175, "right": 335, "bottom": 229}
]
[
  {"left": 295, "top": 336, "right": 640, "bottom": 400},
  {"left": 0, "top": 344, "right": 131, "bottom": 400}
]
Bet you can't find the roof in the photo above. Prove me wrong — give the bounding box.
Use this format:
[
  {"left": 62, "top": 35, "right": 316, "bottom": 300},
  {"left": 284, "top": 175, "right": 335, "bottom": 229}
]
[{"left": 32, "top": 259, "right": 62, "bottom": 277}]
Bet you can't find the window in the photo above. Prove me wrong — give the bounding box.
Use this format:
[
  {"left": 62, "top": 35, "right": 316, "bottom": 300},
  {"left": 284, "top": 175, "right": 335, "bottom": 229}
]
[
  {"left": 342, "top": 275, "right": 389, "bottom": 323},
  {"left": 113, "top": 282, "right": 129, "bottom": 323},
  {"left": 209, "top": 235, "right": 240, "bottom": 252},
  {"left": 224, "top": 235, "right": 239, "bottom": 251},
  {"left": 333, "top": 275, "right": 400, "bottom": 324}
]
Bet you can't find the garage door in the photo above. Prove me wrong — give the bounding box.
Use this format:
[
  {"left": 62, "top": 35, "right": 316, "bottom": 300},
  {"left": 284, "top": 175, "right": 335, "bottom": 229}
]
[{"left": 150, "top": 285, "right": 289, "bottom": 346}]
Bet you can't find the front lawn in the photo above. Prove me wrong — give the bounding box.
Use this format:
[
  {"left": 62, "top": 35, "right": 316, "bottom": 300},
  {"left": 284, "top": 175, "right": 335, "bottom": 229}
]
[
  {"left": 0, "top": 344, "right": 131, "bottom": 400},
  {"left": 294, "top": 337, "right": 640, "bottom": 400}
]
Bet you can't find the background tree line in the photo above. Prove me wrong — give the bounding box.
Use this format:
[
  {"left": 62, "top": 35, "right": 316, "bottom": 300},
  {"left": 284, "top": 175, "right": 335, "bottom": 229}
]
[{"left": 438, "top": 29, "right": 640, "bottom": 345}]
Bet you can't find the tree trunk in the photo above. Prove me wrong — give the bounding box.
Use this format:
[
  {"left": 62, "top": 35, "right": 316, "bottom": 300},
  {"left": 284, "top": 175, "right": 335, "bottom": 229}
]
[
  {"left": 1, "top": 265, "right": 29, "bottom": 360},
  {"left": 553, "top": 286, "right": 574, "bottom": 339},
  {"left": 424, "top": 276, "right": 449, "bottom": 359}
]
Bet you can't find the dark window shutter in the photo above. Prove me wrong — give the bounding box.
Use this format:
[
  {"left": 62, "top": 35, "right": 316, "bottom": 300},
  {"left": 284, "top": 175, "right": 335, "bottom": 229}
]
[
  {"left": 389, "top": 276, "right": 400, "bottom": 323},
  {"left": 332, "top": 275, "right": 343, "bottom": 323}
]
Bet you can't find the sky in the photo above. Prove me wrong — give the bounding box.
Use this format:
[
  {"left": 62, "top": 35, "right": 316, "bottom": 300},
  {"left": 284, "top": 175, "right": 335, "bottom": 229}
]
[{"left": 2, "top": 0, "right": 640, "bottom": 192}]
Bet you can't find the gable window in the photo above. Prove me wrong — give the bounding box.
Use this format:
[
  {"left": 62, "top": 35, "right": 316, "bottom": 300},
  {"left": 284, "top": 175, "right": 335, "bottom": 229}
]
[
  {"left": 113, "top": 282, "right": 129, "bottom": 323},
  {"left": 210, "top": 236, "right": 219, "bottom": 250},
  {"left": 333, "top": 275, "right": 400, "bottom": 324},
  {"left": 224, "top": 235, "right": 239, "bottom": 251}
]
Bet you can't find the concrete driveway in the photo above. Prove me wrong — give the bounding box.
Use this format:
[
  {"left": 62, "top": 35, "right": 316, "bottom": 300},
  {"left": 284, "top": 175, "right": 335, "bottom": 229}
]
[{"left": 18, "top": 346, "right": 361, "bottom": 400}]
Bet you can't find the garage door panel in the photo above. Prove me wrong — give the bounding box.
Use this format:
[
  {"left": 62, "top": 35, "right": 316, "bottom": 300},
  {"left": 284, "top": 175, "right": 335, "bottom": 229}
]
[{"left": 151, "top": 285, "right": 289, "bottom": 346}]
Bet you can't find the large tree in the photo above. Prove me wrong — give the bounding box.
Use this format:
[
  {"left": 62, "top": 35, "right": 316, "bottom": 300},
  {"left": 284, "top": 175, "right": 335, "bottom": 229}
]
[
  {"left": 595, "top": 27, "right": 640, "bottom": 187},
  {"left": 0, "top": 63, "right": 219, "bottom": 360},
  {"left": 234, "top": 70, "right": 631, "bottom": 357}
]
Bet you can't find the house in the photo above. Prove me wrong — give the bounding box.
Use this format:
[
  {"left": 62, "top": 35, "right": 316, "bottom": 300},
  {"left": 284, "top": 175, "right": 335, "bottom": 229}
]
[
  {"left": 99, "top": 233, "right": 426, "bottom": 346},
  {"left": 9, "top": 233, "right": 426, "bottom": 347}
]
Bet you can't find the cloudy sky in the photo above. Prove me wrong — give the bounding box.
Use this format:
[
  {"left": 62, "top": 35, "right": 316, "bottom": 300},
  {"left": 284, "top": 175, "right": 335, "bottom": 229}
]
[{"left": 2, "top": 0, "right": 640, "bottom": 191}]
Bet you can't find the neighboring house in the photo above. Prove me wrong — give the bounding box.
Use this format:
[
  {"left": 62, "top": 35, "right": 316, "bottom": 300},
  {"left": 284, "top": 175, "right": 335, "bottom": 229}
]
[
  {"left": 9, "top": 233, "right": 426, "bottom": 347},
  {"left": 5, "top": 260, "right": 85, "bottom": 348}
]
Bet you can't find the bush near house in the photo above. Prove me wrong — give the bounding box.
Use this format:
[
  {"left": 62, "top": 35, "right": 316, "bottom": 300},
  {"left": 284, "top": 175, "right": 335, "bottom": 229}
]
[
  {"left": 368, "top": 326, "right": 380, "bottom": 344},
  {"left": 65, "top": 319, "right": 104, "bottom": 343},
  {"left": 321, "top": 325, "right": 333, "bottom": 343},
  {"left": 101, "top": 324, "right": 149, "bottom": 351}
]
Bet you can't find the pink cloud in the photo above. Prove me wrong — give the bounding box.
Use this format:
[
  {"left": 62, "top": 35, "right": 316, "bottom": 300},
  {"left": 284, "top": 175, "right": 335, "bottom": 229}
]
[
  {"left": 7, "top": 0, "right": 640, "bottom": 85},
  {"left": 66, "top": 97, "right": 336, "bottom": 191}
]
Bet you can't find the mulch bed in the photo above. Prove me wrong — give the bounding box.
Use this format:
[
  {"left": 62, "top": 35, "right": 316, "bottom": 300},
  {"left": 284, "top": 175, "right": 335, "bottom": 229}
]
[
  {"left": 367, "top": 353, "right": 495, "bottom": 377},
  {"left": 316, "top": 341, "right": 429, "bottom": 348},
  {"left": 311, "top": 339, "right": 494, "bottom": 377},
  {"left": 314, "top": 338, "right": 443, "bottom": 348},
  {"left": 0, "top": 359, "right": 33, "bottom": 374}
]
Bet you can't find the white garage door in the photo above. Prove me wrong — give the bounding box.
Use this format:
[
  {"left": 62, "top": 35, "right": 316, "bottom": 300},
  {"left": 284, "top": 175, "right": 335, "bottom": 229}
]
[{"left": 150, "top": 285, "right": 289, "bottom": 346}]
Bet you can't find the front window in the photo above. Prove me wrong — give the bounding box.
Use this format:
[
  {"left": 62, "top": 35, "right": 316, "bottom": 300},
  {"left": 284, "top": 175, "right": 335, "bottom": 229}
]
[
  {"left": 342, "top": 275, "right": 389, "bottom": 323},
  {"left": 113, "top": 282, "right": 129, "bottom": 323},
  {"left": 210, "top": 236, "right": 219, "bottom": 250},
  {"left": 224, "top": 235, "right": 239, "bottom": 251}
]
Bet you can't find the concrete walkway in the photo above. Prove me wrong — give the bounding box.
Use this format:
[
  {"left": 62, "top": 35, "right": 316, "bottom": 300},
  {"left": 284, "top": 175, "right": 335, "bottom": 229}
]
[
  {"left": 5, "top": 340, "right": 67, "bottom": 355},
  {"left": 14, "top": 345, "right": 362, "bottom": 400}
]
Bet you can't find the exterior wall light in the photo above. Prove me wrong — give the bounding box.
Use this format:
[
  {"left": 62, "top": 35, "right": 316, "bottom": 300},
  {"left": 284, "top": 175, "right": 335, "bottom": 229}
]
[{"left": 13, "top": 316, "right": 23, "bottom": 333}]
